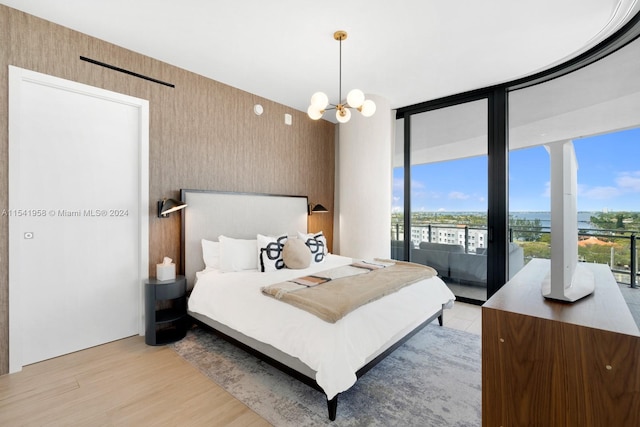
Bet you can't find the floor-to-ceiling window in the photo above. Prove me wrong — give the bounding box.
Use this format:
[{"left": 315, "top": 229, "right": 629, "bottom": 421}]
[
  {"left": 395, "top": 17, "right": 640, "bottom": 305},
  {"left": 508, "top": 36, "right": 640, "bottom": 295}
]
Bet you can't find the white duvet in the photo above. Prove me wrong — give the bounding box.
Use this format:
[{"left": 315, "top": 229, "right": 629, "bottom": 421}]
[{"left": 188, "top": 254, "right": 455, "bottom": 399}]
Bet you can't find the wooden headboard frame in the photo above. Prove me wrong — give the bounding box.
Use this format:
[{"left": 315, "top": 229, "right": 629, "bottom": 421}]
[{"left": 180, "top": 189, "right": 308, "bottom": 288}]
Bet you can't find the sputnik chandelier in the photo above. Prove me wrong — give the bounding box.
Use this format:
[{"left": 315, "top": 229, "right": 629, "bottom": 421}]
[{"left": 307, "top": 31, "right": 376, "bottom": 123}]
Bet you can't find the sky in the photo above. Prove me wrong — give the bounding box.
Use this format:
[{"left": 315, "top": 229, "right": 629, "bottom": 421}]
[{"left": 392, "top": 127, "right": 640, "bottom": 213}]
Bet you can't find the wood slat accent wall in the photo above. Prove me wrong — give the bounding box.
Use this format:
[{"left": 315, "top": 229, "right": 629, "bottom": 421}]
[{"left": 0, "top": 5, "right": 335, "bottom": 375}]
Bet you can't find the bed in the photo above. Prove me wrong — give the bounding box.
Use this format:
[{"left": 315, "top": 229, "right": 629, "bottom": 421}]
[{"left": 181, "top": 190, "right": 456, "bottom": 420}]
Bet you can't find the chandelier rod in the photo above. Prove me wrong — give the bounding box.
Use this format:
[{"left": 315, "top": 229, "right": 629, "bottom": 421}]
[{"left": 338, "top": 34, "right": 342, "bottom": 105}]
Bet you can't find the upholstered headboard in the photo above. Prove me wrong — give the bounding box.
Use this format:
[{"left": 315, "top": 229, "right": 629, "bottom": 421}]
[{"left": 180, "top": 190, "right": 308, "bottom": 287}]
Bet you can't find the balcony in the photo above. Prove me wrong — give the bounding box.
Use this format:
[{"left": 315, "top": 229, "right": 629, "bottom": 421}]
[
  {"left": 509, "top": 226, "right": 638, "bottom": 287},
  {"left": 391, "top": 222, "right": 640, "bottom": 327}
]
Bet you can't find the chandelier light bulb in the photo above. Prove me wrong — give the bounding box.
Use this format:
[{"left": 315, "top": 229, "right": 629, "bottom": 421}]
[
  {"left": 336, "top": 106, "right": 351, "bottom": 123},
  {"left": 359, "top": 99, "right": 376, "bottom": 117},
  {"left": 346, "top": 89, "right": 365, "bottom": 108},
  {"left": 307, "top": 105, "right": 324, "bottom": 120},
  {"left": 310, "top": 92, "right": 329, "bottom": 110}
]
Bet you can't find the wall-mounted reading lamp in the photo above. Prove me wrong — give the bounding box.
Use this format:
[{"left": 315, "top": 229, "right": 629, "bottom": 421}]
[
  {"left": 308, "top": 203, "right": 329, "bottom": 216},
  {"left": 157, "top": 198, "right": 187, "bottom": 218}
]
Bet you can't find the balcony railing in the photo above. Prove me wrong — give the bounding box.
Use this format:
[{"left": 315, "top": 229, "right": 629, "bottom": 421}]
[{"left": 391, "top": 222, "right": 638, "bottom": 288}]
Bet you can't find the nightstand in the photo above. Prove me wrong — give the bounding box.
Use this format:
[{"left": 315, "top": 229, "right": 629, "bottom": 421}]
[{"left": 144, "top": 275, "right": 187, "bottom": 345}]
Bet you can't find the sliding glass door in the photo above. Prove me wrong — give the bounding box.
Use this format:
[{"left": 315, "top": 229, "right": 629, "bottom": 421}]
[
  {"left": 401, "top": 100, "right": 489, "bottom": 303},
  {"left": 391, "top": 118, "right": 406, "bottom": 261}
]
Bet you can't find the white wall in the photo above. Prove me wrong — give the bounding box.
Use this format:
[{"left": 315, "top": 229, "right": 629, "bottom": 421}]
[{"left": 335, "top": 94, "right": 392, "bottom": 259}]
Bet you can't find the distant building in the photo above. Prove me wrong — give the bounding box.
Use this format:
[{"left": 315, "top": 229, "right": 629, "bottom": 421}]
[{"left": 411, "top": 225, "right": 487, "bottom": 253}]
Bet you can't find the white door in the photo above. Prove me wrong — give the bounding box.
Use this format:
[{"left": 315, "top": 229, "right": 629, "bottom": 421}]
[{"left": 8, "top": 66, "right": 149, "bottom": 372}]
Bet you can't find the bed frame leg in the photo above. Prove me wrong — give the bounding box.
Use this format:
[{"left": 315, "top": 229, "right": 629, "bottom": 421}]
[
  {"left": 438, "top": 313, "right": 443, "bottom": 326},
  {"left": 327, "top": 394, "right": 339, "bottom": 421}
]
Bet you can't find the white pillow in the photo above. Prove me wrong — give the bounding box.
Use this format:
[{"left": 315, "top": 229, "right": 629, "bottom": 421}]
[
  {"left": 201, "top": 239, "right": 220, "bottom": 270},
  {"left": 297, "top": 231, "right": 328, "bottom": 263},
  {"left": 218, "top": 235, "right": 258, "bottom": 272},
  {"left": 257, "top": 233, "right": 288, "bottom": 272}
]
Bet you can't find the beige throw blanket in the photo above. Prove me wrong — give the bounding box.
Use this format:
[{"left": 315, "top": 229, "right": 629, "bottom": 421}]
[{"left": 261, "top": 259, "right": 437, "bottom": 323}]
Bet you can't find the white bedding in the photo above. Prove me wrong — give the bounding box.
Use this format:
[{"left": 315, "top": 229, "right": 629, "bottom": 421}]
[{"left": 188, "top": 254, "right": 455, "bottom": 399}]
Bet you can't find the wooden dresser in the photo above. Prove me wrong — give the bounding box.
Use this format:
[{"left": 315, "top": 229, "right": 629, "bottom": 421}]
[{"left": 482, "top": 259, "right": 640, "bottom": 426}]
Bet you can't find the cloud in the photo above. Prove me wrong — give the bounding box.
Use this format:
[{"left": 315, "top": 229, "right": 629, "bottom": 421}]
[
  {"left": 576, "top": 170, "right": 640, "bottom": 201},
  {"left": 580, "top": 185, "right": 621, "bottom": 199},
  {"left": 393, "top": 178, "right": 437, "bottom": 197},
  {"left": 616, "top": 171, "right": 640, "bottom": 192},
  {"left": 542, "top": 181, "right": 550, "bottom": 198},
  {"left": 448, "top": 191, "right": 470, "bottom": 200},
  {"left": 411, "top": 179, "right": 426, "bottom": 190},
  {"left": 393, "top": 177, "right": 404, "bottom": 192}
]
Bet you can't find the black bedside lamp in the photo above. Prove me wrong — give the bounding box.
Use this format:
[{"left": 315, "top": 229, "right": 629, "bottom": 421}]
[
  {"left": 157, "top": 198, "right": 187, "bottom": 218},
  {"left": 308, "top": 203, "right": 329, "bottom": 216}
]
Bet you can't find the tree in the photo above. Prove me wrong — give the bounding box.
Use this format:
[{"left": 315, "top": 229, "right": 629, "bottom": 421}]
[
  {"left": 510, "top": 218, "right": 543, "bottom": 242},
  {"left": 616, "top": 214, "right": 625, "bottom": 229}
]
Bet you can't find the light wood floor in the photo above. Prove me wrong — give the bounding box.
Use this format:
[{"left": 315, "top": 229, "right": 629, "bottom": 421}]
[
  {"left": 0, "top": 337, "right": 270, "bottom": 426},
  {"left": 0, "top": 302, "right": 481, "bottom": 426}
]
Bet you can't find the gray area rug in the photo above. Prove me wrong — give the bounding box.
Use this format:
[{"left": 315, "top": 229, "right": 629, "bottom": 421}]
[{"left": 172, "top": 323, "right": 481, "bottom": 426}]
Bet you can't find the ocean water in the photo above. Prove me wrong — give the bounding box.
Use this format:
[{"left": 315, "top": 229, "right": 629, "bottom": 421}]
[
  {"left": 509, "top": 211, "right": 596, "bottom": 230},
  {"left": 425, "top": 211, "right": 599, "bottom": 230}
]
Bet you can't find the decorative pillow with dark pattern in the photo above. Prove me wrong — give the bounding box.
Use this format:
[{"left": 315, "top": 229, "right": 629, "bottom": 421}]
[
  {"left": 257, "top": 234, "right": 288, "bottom": 272},
  {"left": 298, "top": 231, "right": 327, "bottom": 263}
]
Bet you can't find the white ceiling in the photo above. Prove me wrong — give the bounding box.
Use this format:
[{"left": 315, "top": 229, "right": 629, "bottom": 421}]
[
  {"left": 398, "top": 35, "right": 640, "bottom": 166},
  {"left": 2, "top": 0, "right": 639, "bottom": 118}
]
